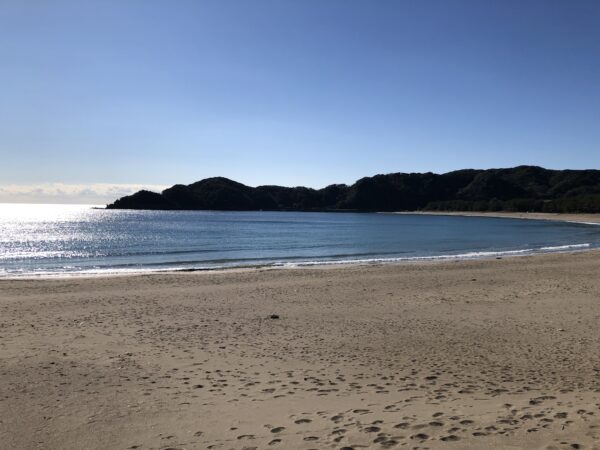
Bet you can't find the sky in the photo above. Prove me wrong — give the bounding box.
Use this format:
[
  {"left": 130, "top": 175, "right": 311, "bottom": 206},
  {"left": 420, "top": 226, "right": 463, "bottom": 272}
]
[{"left": 1, "top": 0, "right": 599, "bottom": 204}]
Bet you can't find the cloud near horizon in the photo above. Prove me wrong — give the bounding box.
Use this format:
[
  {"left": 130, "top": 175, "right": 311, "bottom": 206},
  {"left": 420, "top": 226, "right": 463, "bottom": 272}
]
[{"left": 0, "top": 183, "right": 169, "bottom": 205}]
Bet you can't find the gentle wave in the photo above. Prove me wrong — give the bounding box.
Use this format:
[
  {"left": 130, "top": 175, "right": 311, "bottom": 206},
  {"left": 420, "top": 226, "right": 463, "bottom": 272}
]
[
  {"left": 0, "top": 242, "right": 592, "bottom": 278},
  {"left": 283, "top": 243, "right": 591, "bottom": 267},
  {"left": 0, "top": 246, "right": 410, "bottom": 262},
  {"left": 567, "top": 221, "right": 600, "bottom": 226},
  {"left": 539, "top": 243, "right": 590, "bottom": 251}
]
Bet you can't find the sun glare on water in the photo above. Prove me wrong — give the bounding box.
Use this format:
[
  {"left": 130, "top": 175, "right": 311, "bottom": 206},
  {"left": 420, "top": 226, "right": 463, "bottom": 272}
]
[{"left": 0, "top": 203, "right": 101, "bottom": 222}]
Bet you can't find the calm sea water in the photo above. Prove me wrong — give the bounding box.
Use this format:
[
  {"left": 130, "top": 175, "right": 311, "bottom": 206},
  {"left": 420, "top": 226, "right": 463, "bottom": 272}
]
[{"left": 1, "top": 203, "right": 599, "bottom": 277}]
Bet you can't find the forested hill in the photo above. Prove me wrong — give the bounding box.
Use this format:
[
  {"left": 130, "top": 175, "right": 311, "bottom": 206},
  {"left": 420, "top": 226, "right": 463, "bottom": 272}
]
[{"left": 106, "top": 166, "right": 600, "bottom": 213}]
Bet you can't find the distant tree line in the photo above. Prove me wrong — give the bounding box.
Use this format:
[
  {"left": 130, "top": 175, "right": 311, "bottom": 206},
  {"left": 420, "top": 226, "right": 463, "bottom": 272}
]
[
  {"left": 107, "top": 166, "right": 600, "bottom": 213},
  {"left": 425, "top": 195, "right": 600, "bottom": 213}
]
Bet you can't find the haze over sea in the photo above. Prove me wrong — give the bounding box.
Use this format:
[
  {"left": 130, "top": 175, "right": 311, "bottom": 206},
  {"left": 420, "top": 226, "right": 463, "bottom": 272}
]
[{"left": 0, "top": 203, "right": 599, "bottom": 277}]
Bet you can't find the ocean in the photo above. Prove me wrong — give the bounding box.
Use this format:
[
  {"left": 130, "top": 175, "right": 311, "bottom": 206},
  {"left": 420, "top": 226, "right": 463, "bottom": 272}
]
[{"left": 1, "top": 203, "right": 599, "bottom": 277}]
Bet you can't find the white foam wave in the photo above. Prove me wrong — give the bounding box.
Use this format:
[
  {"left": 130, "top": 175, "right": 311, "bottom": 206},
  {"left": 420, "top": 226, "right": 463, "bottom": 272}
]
[
  {"left": 283, "top": 243, "right": 592, "bottom": 267},
  {"left": 0, "top": 243, "right": 593, "bottom": 278},
  {"left": 539, "top": 243, "right": 590, "bottom": 251}
]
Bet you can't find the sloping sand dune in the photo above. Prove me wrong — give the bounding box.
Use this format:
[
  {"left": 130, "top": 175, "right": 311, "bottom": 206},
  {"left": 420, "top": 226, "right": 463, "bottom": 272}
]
[{"left": 2, "top": 252, "right": 600, "bottom": 449}]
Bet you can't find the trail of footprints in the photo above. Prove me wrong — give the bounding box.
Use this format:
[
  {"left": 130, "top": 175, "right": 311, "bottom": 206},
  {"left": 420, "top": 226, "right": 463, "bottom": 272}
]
[
  {"left": 123, "top": 361, "right": 600, "bottom": 449},
  {"left": 221, "top": 401, "right": 596, "bottom": 449},
  {"left": 31, "top": 341, "right": 599, "bottom": 449},
  {"left": 34, "top": 290, "right": 600, "bottom": 450},
  {"left": 198, "top": 405, "right": 594, "bottom": 449}
]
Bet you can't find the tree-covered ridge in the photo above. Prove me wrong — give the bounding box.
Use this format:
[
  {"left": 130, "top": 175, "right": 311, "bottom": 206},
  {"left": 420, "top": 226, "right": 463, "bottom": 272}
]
[{"left": 107, "top": 166, "right": 600, "bottom": 213}]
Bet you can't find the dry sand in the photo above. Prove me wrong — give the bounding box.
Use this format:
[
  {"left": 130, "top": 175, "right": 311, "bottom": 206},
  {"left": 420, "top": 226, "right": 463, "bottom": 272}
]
[{"left": 3, "top": 251, "right": 600, "bottom": 449}]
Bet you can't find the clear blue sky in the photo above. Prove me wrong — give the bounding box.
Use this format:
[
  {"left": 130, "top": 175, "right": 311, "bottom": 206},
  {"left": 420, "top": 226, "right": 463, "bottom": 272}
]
[{"left": 1, "top": 0, "right": 599, "bottom": 203}]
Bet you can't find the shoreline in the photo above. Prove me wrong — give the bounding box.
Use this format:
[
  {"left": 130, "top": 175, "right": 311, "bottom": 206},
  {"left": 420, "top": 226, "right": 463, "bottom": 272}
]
[
  {"left": 3, "top": 251, "right": 600, "bottom": 449},
  {"left": 391, "top": 210, "right": 600, "bottom": 224},
  {"left": 2, "top": 244, "right": 597, "bottom": 281}
]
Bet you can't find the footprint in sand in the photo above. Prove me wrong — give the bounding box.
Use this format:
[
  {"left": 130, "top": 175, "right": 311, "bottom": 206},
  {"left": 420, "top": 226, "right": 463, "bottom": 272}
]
[
  {"left": 294, "top": 418, "right": 312, "bottom": 424},
  {"left": 441, "top": 435, "right": 460, "bottom": 441},
  {"left": 411, "top": 433, "right": 429, "bottom": 441},
  {"left": 237, "top": 434, "right": 255, "bottom": 440}
]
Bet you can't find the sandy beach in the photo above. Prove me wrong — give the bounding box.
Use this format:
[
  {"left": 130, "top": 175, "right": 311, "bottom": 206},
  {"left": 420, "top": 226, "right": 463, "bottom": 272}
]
[
  {"left": 2, "top": 250, "right": 600, "bottom": 449},
  {"left": 392, "top": 211, "right": 600, "bottom": 225}
]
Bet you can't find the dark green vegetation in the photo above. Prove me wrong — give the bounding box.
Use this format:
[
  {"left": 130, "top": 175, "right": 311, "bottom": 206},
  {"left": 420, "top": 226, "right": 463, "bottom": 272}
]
[{"left": 107, "top": 166, "right": 600, "bottom": 213}]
